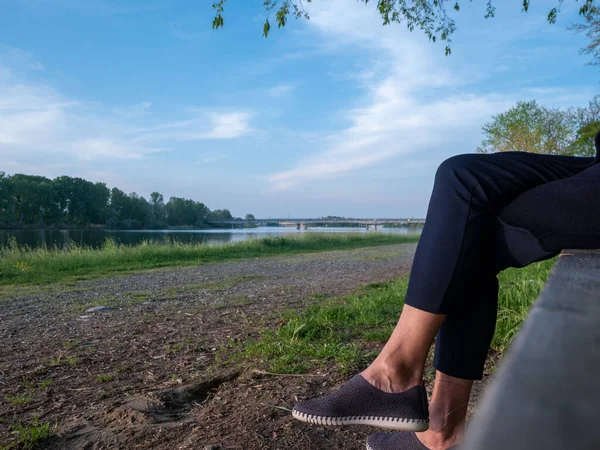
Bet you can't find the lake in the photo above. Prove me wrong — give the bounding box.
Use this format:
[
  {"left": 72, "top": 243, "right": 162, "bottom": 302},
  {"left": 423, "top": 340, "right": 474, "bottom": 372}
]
[{"left": 0, "top": 226, "right": 422, "bottom": 250}]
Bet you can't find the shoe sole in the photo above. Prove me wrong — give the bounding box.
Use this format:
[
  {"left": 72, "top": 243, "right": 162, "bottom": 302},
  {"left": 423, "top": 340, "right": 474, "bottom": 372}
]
[{"left": 292, "top": 409, "right": 429, "bottom": 431}]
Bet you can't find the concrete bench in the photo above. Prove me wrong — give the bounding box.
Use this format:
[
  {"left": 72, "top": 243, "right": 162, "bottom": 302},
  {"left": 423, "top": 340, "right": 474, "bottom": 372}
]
[{"left": 461, "top": 250, "right": 600, "bottom": 450}]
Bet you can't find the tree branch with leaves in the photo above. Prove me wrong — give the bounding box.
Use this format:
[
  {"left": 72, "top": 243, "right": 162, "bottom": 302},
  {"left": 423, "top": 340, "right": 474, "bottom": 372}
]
[{"left": 212, "top": 0, "right": 596, "bottom": 55}]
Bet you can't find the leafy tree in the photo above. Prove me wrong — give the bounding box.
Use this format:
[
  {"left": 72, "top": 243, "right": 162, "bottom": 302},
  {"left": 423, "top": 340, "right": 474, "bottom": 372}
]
[
  {"left": 573, "top": 95, "right": 600, "bottom": 151},
  {"left": 477, "top": 100, "right": 596, "bottom": 157},
  {"left": 55, "top": 176, "right": 109, "bottom": 225},
  {"left": 210, "top": 209, "right": 233, "bottom": 220},
  {"left": 212, "top": 0, "right": 596, "bottom": 55},
  {"left": 0, "top": 172, "right": 11, "bottom": 224},
  {"left": 8, "top": 174, "right": 58, "bottom": 225},
  {"left": 165, "top": 197, "right": 211, "bottom": 226},
  {"left": 150, "top": 191, "right": 167, "bottom": 226},
  {"left": 245, "top": 213, "right": 256, "bottom": 221}
]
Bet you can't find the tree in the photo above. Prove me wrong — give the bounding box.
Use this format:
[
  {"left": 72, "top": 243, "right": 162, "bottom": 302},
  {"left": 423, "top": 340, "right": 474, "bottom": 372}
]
[
  {"left": 245, "top": 213, "right": 256, "bottom": 221},
  {"left": 571, "top": 6, "right": 600, "bottom": 65},
  {"left": 8, "top": 174, "right": 58, "bottom": 225},
  {"left": 212, "top": 0, "right": 596, "bottom": 55},
  {"left": 210, "top": 209, "right": 233, "bottom": 220},
  {"left": 54, "top": 176, "right": 109, "bottom": 225},
  {"left": 478, "top": 100, "right": 597, "bottom": 157},
  {"left": 150, "top": 192, "right": 166, "bottom": 226},
  {"left": 573, "top": 95, "right": 600, "bottom": 152}
]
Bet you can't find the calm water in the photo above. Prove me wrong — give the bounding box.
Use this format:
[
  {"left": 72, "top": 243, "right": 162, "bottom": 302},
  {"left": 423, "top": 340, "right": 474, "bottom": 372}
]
[{"left": 0, "top": 227, "right": 422, "bottom": 250}]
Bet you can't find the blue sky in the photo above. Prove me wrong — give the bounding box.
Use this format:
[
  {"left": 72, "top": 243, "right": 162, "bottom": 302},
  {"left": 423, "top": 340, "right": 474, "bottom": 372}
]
[{"left": 0, "top": 0, "right": 598, "bottom": 218}]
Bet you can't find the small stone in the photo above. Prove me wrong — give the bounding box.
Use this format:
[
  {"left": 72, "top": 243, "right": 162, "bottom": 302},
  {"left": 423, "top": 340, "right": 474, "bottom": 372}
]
[{"left": 85, "top": 306, "right": 118, "bottom": 313}]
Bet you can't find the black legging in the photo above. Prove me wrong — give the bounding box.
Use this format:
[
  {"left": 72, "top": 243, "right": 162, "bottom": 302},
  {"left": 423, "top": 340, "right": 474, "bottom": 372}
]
[{"left": 404, "top": 151, "right": 600, "bottom": 380}]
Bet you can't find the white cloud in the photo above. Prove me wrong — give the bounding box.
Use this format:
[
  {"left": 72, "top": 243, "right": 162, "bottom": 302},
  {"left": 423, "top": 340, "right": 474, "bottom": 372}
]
[
  {"left": 130, "top": 111, "right": 253, "bottom": 142},
  {"left": 0, "top": 57, "right": 253, "bottom": 168}
]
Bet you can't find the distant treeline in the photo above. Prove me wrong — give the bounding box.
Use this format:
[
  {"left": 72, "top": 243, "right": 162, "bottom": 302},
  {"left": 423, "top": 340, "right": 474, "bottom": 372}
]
[{"left": 0, "top": 173, "right": 254, "bottom": 230}]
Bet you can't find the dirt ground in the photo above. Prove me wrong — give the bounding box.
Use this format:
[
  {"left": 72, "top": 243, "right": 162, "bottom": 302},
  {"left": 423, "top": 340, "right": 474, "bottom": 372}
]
[{"left": 0, "top": 244, "right": 495, "bottom": 449}]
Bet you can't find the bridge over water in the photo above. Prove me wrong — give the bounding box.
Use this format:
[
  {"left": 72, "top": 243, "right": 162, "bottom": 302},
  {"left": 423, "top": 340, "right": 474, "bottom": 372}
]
[{"left": 205, "top": 218, "right": 425, "bottom": 230}]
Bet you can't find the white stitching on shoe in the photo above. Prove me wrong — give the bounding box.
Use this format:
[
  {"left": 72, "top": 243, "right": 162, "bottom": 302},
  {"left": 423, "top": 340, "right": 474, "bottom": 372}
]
[{"left": 292, "top": 409, "right": 429, "bottom": 429}]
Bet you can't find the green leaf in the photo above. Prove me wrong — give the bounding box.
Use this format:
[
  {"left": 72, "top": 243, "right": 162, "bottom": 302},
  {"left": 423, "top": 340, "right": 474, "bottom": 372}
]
[
  {"left": 212, "top": 14, "right": 224, "bottom": 30},
  {"left": 263, "top": 19, "right": 271, "bottom": 37}
]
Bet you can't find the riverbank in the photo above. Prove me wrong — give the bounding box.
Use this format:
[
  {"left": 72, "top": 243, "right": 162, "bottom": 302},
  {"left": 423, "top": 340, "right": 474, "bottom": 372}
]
[
  {"left": 0, "top": 244, "right": 553, "bottom": 449},
  {"left": 0, "top": 233, "right": 419, "bottom": 286},
  {"left": 0, "top": 223, "right": 259, "bottom": 231}
]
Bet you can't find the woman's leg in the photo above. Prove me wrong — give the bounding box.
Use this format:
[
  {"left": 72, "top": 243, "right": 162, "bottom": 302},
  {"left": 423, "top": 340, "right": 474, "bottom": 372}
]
[
  {"left": 498, "top": 161, "right": 600, "bottom": 253},
  {"left": 362, "top": 305, "right": 446, "bottom": 392}
]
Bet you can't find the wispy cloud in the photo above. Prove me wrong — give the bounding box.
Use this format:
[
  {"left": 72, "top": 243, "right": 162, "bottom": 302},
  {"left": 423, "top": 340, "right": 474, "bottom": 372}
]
[
  {"left": 267, "top": 83, "right": 296, "bottom": 98},
  {"left": 0, "top": 54, "right": 254, "bottom": 168},
  {"left": 130, "top": 111, "right": 253, "bottom": 142}
]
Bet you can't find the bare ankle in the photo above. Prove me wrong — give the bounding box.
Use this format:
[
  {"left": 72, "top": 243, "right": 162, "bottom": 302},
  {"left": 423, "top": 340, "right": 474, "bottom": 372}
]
[
  {"left": 361, "top": 358, "right": 422, "bottom": 393},
  {"left": 420, "top": 401, "right": 467, "bottom": 448},
  {"left": 416, "top": 429, "right": 461, "bottom": 450}
]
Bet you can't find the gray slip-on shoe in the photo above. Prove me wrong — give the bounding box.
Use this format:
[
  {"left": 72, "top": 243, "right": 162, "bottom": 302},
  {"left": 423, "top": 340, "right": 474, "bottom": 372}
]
[
  {"left": 292, "top": 375, "right": 429, "bottom": 431},
  {"left": 366, "top": 432, "right": 459, "bottom": 450}
]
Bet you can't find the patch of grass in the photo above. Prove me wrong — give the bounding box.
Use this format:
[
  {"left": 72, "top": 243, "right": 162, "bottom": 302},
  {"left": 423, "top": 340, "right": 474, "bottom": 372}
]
[
  {"left": 243, "top": 259, "right": 556, "bottom": 375},
  {"left": 492, "top": 258, "right": 556, "bottom": 351},
  {"left": 65, "top": 356, "right": 79, "bottom": 366},
  {"left": 38, "top": 379, "right": 53, "bottom": 389},
  {"left": 8, "top": 419, "right": 55, "bottom": 450},
  {"left": 5, "top": 394, "right": 33, "bottom": 405},
  {"left": 95, "top": 374, "right": 113, "bottom": 383},
  {"left": 20, "top": 378, "right": 52, "bottom": 391},
  {"left": 0, "top": 234, "right": 419, "bottom": 286},
  {"left": 245, "top": 279, "right": 407, "bottom": 374},
  {"left": 48, "top": 357, "right": 62, "bottom": 367}
]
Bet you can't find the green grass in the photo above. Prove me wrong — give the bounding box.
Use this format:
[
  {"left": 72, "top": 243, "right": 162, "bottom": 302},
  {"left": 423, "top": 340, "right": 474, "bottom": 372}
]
[
  {"left": 4, "top": 395, "right": 33, "bottom": 406},
  {"left": 493, "top": 258, "right": 556, "bottom": 351},
  {"left": 1, "top": 420, "right": 55, "bottom": 450},
  {"left": 94, "top": 374, "right": 113, "bottom": 383},
  {"left": 244, "top": 258, "right": 557, "bottom": 374},
  {"left": 0, "top": 234, "right": 419, "bottom": 286}
]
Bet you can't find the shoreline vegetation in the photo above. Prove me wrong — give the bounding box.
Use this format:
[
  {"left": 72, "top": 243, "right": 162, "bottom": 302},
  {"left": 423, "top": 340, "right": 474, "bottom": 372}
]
[
  {"left": 0, "top": 172, "right": 254, "bottom": 231},
  {"left": 0, "top": 233, "right": 419, "bottom": 286},
  {"left": 0, "top": 222, "right": 262, "bottom": 231}
]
